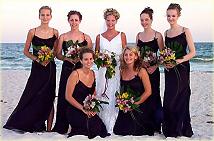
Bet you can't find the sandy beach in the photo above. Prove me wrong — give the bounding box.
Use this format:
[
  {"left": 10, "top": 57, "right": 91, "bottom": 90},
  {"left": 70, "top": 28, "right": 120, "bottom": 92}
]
[{"left": 0, "top": 70, "right": 213, "bottom": 141}]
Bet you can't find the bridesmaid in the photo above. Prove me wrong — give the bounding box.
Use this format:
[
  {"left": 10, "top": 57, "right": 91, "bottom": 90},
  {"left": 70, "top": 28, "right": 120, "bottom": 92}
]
[
  {"left": 113, "top": 46, "right": 153, "bottom": 136},
  {"left": 136, "top": 7, "right": 164, "bottom": 133},
  {"left": 53, "top": 10, "right": 92, "bottom": 134},
  {"left": 3, "top": 6, "right": 58, "bottom": 132},
  {"left": 162, "top": 3, "right": 195, "bottom": 137},
  {"left": 65, "top": 47, "right": 109, "bottom": 139}
]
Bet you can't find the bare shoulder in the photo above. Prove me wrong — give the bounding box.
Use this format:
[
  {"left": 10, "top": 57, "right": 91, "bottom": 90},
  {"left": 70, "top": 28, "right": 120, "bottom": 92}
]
[
  {"left": 69, "top": 70, "right": 78, "bottom": 81},
  {"left": 138, "top": 67, "right": 148, "bottom": 77},
  {"left": 84, "top": 33, "right": 92, "bottom": 40},
  {"left": 96, "top": 34, "right": 100, "bottom": 40},
  {"left": 121, "top": 32, "right": 126, "bottom": 37},
  {"left": 53, "top": 28, "right": 59, "bottom": 36},
  {"left": 183, "top": 27, "right": 191, "bottom": 34},
  {"left": 156, "top": 31, "right": 163, "bottom": 38},
  {"left": 28, "top": 28, "right": 36, "bottom": 35}
]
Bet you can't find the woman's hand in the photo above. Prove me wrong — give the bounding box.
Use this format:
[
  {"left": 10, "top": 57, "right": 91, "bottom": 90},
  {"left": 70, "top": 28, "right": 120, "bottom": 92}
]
[
  {"left": 82, "top": 109, "right": 96, "bottom": 118},
  {"left": 41, "top": 60, "right": 50, "bottom": 67},
  {"left": 164, "top": 63, "right": 176, "bottom": 69}
]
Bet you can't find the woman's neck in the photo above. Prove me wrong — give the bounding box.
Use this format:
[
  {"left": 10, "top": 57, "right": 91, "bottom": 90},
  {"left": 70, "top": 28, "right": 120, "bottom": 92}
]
[
  {"left": 70, "top": 28, "right": 80, "bottom": 33},
  {"left": 81, "top": 67, "right": 90, "bottom": 74},
  {"left": 143, "top": 27, "right": 153, "bottom": 34},
  {"left": 170, "top": 23, "right": 180, "bottom": 30},
  {"left": 39, "top": 24, "right": 49, "bottom": 30}
]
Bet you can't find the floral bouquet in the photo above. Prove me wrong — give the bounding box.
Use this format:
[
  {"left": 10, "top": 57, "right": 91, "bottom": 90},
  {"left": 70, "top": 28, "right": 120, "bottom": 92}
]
[
  {"left": 83, "top": 94, "right": 109, "bottom": 113},
  {"left": 140, "top": 46, "right": 158, "bottom": 68},
  {"left": 33, "top": 45, "right": 54, "bottom": 62},
  {"left": 158, "top": 47, "right": 176, "bottom": 66},
  {"left": 115, "top": 87, "right": 142, "bottom": 113},
  {"left": 94, "top": 50, "right": 117, "bottom": 79},
  {"left": 64, "top": 40, "right": 81, "bottom": 60}
]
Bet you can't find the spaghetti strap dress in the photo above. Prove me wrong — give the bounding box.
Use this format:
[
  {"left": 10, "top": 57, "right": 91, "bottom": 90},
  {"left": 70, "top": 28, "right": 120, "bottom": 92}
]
[{"left": 3, "top": 34, "right": 57, "bottom": 132}]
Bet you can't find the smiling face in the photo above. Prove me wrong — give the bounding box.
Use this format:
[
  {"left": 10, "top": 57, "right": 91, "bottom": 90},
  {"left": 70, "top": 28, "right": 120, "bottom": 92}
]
[
  {"left": 105, "top": 15, "right": 117, "bottom": 30},
  {"left": 123, "top": 48, "right": 138, "bottom": 65},
  {"left": 140, "top": 13, "right": 152, "bottom": 29},
  {"left": 166, "top": 9, "right": 179, "bottom": 25},
  {"left": 39, "top": 9, "right": 52, "bottom": 24},
  {"left": 80, "top": 53, "right": 94, "bottom": 69},
  {"left": 68, "top": 14, "right": 81, "bottom": 30}
]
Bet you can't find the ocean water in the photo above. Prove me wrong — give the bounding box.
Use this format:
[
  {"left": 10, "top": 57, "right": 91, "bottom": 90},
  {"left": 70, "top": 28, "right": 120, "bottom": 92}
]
[{"left": 0, "top": 43, "right": 213, "bottom": 72}]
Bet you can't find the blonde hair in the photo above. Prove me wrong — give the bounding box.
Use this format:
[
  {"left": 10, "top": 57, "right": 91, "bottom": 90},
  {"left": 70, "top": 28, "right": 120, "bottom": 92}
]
[
  {"left": 120, "top": 46, "right": 142, "bottom": 71},
  {"left": 103, "top": 8, "right": 120, "bottom": 20}
]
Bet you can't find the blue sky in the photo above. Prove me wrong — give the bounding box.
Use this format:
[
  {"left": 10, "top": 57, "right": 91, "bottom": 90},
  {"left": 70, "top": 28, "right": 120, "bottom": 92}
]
[{"left": 0, "top": 0, "right": 213, "bottom": 43}]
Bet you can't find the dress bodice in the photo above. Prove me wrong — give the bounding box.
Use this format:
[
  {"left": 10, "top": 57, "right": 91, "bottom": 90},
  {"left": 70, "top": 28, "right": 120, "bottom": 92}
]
[
  {"left": 121, "top": 75, "right": 144, "bottom": 97},
  {"left": 32, "top": 35, "right": 57, "bottom": 56},
  {"left": 72, "top": 80, "right": 95, "bottom": 105},
  {"left": 137, "top": 38, "right": 159, "bottom": 53},
  {"left": 99, "top": 32, "right": 122, "bottom": 58},
  {"left": 165, "top": 32, "right": 187, "bottom": 59}
]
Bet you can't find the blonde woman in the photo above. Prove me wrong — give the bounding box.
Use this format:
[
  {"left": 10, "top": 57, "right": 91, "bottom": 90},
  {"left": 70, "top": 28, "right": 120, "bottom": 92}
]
[{"left": 95, "top": 8, "right": 127, "bottom": 134}]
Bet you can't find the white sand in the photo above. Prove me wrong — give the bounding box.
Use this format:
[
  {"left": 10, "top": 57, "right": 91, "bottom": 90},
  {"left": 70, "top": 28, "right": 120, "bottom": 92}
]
[{"left": 0, "top": 70, "right": 213, "bottom": 141}]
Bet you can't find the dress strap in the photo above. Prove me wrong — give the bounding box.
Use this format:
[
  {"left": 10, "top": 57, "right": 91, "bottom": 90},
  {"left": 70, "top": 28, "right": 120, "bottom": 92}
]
[
  {"left": 165, "top": 30, "right": 168, "bottom": 37},
  {"left": 76, "top": 70, "right": 80, "bottom": 80},
  {"left": 182, "top": 27, "right": 185, "bottom": 32},
  {"left": 33, "top": 28, "right": 36, "bottom": 36},
  {"left": 83, "top": 33, "right": 86, "bottom": 40},
  {"left": 154, "top": 31, "right": 157, "bottom": 39}
]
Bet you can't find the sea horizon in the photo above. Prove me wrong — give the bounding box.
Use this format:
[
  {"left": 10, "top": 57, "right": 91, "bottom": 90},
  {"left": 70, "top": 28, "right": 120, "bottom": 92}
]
[{"left": 0, "top": 42, "right": 213, "bottom": 72}]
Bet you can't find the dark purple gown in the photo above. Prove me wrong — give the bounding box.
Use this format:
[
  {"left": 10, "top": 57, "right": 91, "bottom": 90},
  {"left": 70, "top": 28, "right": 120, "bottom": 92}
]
[
  {"left": 3, "top": 35, "right": 57, "bottom": 132},
  {"left": 162, "top": 31, "right": 193, "bottom": 137},
  {"left": 137, "top": 37, "right": 163, "bottom": 133},
  {"left": 52, "top": 39, "right": 88, "bottom": 134}
]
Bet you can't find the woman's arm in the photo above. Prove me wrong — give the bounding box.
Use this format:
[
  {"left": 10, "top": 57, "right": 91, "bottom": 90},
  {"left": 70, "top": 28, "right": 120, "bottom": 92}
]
[
  {"left": 121, "top": 32, "right": 127, "bottom": 48},
  {"left": 176, "top": 28, "right": 196, "bottom": 64},
  {"left": 95, "top": 34, "right": 100, "bottom": 52},
  {"left": 65, "top": 71, "right": 85, "bottom": 112},
  {"left": 135, "top": 68, "right": 152, "bottom": 105},
  {"left": 53, "top": 29, "right": 59, "bottom": 57},
  {"left": 156, "top": 32, "right": 164, "bottom": 50},
  {"left": 23, "top": 29, "right": 38, "bottom": 61},
  {"left": 85, "top": 34, "right": 93, "bottom": 48},
  {"left": 56, "top": 34, "right": 65, "bottom": 61}
]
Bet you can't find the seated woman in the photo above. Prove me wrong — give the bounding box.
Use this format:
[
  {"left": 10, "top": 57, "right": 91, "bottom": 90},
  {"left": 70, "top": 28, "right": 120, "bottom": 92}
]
[
  {"left": 113, "top": 46, "right": 154, "bottom": 136},
  {"left": 65, "top": 47, "right": 110, "bottom": 139}
]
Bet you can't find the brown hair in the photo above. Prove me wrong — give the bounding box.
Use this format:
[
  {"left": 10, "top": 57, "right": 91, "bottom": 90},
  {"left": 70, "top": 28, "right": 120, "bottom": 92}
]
[
  {"left": 167, "top": 3, "right": 182, "bottom": 16},
  {"left": 79, "top": 47, "right": 95, "bottom": 60},
  {"left": 140, "top": 7, "right": 154, "bottom": 20},
  {"left": 67, "top": 10, "right": 82, "bottom": 21},
  {"left": 120, "top": 46, "right": 142, "bottom": 71},
  {"left": 103, "top": 8, "right": 120, "bottom": 20},
  {"left": 39, "top": 6, "right": 52, "bottom": 15}
]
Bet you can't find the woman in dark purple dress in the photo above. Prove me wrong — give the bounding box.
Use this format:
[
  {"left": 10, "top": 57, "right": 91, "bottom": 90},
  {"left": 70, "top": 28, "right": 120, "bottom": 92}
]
[
  {"left": 3, "top": 6, "right": 59, "bottom": 132},
  {"left": 162, "top": 3, "right": 196, "bottom": 138},
  {"left": 136, "top": 7, "right": 164, "bottom": 133},
  {"left": 113, "top": 46, "right": 153, "bottom": 136},
  {"left": 65, "top": 47, "right": 109, "bottom": 139},
  {"left": 52, "top": 10, "right": 92, "bottom": 134}
]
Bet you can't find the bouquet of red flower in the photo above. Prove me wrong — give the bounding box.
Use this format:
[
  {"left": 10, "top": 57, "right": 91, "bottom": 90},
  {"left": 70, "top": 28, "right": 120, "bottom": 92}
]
[{"left": 83, "top": 94, "right": 109, "bottom": 113}]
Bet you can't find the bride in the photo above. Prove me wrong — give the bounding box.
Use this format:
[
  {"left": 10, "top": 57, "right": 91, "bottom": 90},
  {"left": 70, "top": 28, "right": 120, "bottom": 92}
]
[{"left": 94, "top": 8, "right": 127, "bottom": 134}]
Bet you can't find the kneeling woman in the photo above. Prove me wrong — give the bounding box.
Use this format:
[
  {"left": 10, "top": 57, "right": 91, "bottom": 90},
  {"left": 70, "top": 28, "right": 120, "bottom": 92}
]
[
  {"left": 65, "top": 47, "right": 109, "bottom": 139},
  {"left": 113, "top": 46, "right": 154, "bottom": 136}
]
